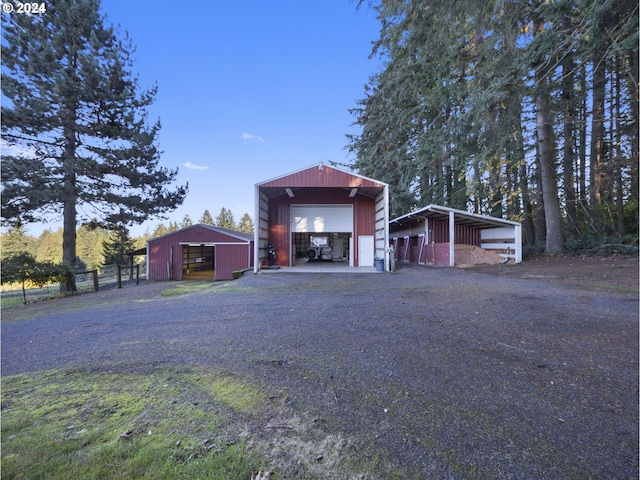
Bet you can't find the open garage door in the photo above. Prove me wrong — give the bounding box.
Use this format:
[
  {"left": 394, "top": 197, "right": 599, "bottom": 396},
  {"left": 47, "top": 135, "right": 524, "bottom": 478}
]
[
  {"left": 290, "top": 205, "right": 353, "bottom": 267},
  {"left": 291, "top": 205, "right": 353, "bottom": 233},
  {"left": 182, "top": 244, "right": 215, "bottom": 280}
]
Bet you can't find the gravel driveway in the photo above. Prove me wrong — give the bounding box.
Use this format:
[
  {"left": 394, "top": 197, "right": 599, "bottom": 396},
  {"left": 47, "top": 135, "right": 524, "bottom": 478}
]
[{"left": 2, "top": 264, "right": 638, "bottom": 478}]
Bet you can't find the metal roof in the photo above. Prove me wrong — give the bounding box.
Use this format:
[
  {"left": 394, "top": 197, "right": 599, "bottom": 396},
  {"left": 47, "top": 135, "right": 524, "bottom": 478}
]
[
  {"left": 256, "top": 162, "right": 387, "bottom": 199},
  {"left": 389, "top": 204, "right": 520, "bottom": 230},
  {"left": 147, "top": 224, "right": 253, "bottom": 243}
]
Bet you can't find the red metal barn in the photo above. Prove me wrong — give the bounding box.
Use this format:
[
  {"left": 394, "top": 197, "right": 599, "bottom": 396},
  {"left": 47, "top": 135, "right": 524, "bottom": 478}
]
[
  {"left": 146, "top": 224, "right": 254, "bottom": 281},
  {"left": 254, "top": 163, "right": 389, "bottom": 272},
  {"left": 389, "top": 205, "right": 522, "bottom": 267}
]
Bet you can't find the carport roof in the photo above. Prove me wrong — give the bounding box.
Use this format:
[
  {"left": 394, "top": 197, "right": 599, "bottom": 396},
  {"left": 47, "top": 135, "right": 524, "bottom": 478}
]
[
  {"left": 256, "top": 162, "right": 387, "bottom": 199},
  {"left": 389, "top": 204, "right": 520, "bottom": 230}
]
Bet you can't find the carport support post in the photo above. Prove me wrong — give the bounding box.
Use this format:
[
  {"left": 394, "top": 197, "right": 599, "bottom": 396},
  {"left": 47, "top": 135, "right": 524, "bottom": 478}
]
[
  {"left": 515, "top": 224, "right": 523, "bottom": 263},
  {"left": 449, "top": 211, "right": 455, "bottom": 267}
]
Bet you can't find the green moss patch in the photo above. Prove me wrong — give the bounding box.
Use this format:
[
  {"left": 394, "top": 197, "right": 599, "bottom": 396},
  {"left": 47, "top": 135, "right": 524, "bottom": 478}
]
[{"left": 1, "top": 365, "right": 268, "bottom": 479}]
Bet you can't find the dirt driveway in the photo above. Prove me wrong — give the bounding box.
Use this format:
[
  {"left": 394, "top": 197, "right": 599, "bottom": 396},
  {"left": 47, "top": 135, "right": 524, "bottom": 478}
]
[{"left": 2, "top": 256, "right": 638, "bottom": 478}]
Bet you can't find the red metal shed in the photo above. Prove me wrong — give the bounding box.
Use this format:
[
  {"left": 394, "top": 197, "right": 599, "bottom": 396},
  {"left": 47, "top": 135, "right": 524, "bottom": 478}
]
[
  {"left": 146, "top": 224, "right": 254, "bottom": 281},
  {"left": 254, "top": 163, "right": 389, "bottom": 271}
]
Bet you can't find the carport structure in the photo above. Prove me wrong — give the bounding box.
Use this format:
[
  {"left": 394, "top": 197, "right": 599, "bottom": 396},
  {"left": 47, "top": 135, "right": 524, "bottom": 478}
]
[
  {"left": 254, "top": 163, "right": 389, "bottom": 272},
  {"left": 389, "top": 204, "right": 522, "bottom": 267}
]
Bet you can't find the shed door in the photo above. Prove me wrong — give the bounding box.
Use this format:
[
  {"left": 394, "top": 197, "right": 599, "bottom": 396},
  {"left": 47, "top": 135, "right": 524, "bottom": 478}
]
[
  {"left": 291, "top": 205, "right": 353, "bottom": 233},
  {"left": 358, "top": 235, "right": 374, "bottom": 267}
]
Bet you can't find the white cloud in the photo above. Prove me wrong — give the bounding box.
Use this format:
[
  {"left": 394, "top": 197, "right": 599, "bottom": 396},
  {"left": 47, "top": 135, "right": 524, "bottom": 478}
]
[
  {"left": 242, "top": 133, "right": 265, "bottom": 142},
  {"left": 183, "top": 161, "right": 209, "bottom": 171}
]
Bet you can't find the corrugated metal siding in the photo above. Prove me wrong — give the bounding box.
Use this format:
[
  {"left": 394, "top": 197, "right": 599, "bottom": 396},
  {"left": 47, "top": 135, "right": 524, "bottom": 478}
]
[
  {"left": 215, "top": 244, "right": 253, "bottom": 280},
  {"left": 434, "top": 243, "right": 450, "bottom": 266},
  {"left": 410, "top": 235, "right": 424, "bottom": 263},
  {"left": 427, "top": 219, "right": 481, "bottom": 245},
  {"left": 265, "top": 190, "right": 377, "bottom": 267},
  {"left": 148, "top": 225, "right": 252, "bottom": 281},
  {"left": 391, "top": 218, "right": 483, "bottom": 266},
  {"left": 374, "top": 190, "right": 387, "bottom": 260},
  {"left": 148, "top": 242, "right": 169, "bottom": 281},
  {"left": 354, "top": 196, "right": 375, "bottom": 267},
  {"left": 260, "top": 164, "right": 384, "bottom": 189},
  {"left": 267, "top": 195, "right": 292, "bottom": 266},
  {"left": 256, "top": 191, "right": 270, "bottom": 267}
]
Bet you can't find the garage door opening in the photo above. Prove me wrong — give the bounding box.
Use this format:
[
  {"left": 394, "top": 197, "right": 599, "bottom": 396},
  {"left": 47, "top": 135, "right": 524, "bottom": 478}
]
[
  {"left": 182, "top": 244, "right": 215, "bottom": 280},
  {"left": 292, "top": 232, "right": 351, "bottom": 265},
  {"left": 290, "top": 205, "right": 354, "bottom": 268}
]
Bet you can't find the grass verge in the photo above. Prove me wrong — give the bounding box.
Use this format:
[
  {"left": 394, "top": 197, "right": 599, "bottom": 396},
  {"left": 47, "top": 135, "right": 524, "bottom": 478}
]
[
  {"left": 160, "top": 281, "right": 218, "bottom": 297},
  {"left": 1, "top": 364, "right": 271, "bottom": 479}
]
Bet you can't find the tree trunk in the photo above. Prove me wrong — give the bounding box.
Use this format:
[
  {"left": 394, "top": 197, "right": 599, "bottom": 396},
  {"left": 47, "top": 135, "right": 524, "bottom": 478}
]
[
  {"left": 578, "top": 65, "right": 588, "bottom": 216},
  {"left": 613, "top": 60, "right": 624, "bottom": 235},
  {"left": 61, "top": 122, "right": 78, "bottom": 292},
  {"left": 534, "top": 17, "right": 563, "bottom": 254},
  {"left": 534, "top": 163, "right": 546, "bottom": 246},
  {"left": 561, "top": 12, "right": 577, "bottom": 235},
  {"left": 589, "top": 54, "right": 606, "bottom": 206}
]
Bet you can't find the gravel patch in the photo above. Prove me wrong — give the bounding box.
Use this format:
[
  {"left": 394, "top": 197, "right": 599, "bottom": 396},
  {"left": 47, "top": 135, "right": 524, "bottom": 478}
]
[{"left": 2, "top": 263, "right": 638, "bottom": 478}]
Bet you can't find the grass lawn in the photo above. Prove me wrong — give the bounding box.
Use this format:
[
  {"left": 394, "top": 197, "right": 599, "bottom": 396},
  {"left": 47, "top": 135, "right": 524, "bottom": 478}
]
[{"left": 1, "top": 365, "right": 271, "bottom": 479}]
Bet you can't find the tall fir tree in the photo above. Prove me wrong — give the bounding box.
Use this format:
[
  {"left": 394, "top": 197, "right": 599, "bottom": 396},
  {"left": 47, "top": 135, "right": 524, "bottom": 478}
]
[
  {"left": 1, "top": 0, "right": 187, "bottom": 290},
  {"left": 0, "top": 226, "right": 37, "bottom": 259},
  {"left": 199, "top": 210, "right": 214, "bottom": 225},
  {"left": 236, "top": 213, "right": 254, "bottom": 234},
  {"left": 215, "top": 207, "right": 235, "bottom": 230},
  {"left": 350, "top": 0, "right": 638, "bottom": 251},
  {"left": 102, "top": 225, "right": 135, "bottom": 266},
  {"left": 35, "top": 229, "right": 63, "bottom": 264},
  {"left": 180, "top": 214, "right": 193, "bottom": 228}
]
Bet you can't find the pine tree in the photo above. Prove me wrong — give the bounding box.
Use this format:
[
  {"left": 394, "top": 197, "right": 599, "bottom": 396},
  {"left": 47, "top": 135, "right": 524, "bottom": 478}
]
[
  {"left": 1, "top": 0, "right": 187, "bottom": 290},
  {"left": 181, "top": 214, "right": 193, "bottom": 228},
  {"left": 102, "top": 225, "right": 135, "bottom": 266},
  {"left": 77, "top": 225, "right": 107, "bottom": 270},
  {"left": 199, "top": 210, "right": 214, "bottom": 225},
  {"left": 237, "top": 213, "right": 254, "bottom": 234},
  {"left": 35, "top": 229, "right": 63, "bottom": 264},
  {"left": 151, "top": 223, "right": 169, "bottom": 238},
  {"left": 0, "top": 226, "right": 37, "bottom": 259},
  {"left": 215, "top": 207, "right": 235, "bottom": 230}
]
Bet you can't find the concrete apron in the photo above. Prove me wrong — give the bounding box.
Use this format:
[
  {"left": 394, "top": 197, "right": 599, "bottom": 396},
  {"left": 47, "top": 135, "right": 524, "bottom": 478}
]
[{"left": 260, "top": 259, "right": 379, "bottom": 274}]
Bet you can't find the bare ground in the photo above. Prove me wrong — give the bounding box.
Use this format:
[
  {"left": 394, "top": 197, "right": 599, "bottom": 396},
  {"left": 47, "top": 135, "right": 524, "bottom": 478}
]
[{"left": 2, "top": 255, "right": 638, "bottom": 478}]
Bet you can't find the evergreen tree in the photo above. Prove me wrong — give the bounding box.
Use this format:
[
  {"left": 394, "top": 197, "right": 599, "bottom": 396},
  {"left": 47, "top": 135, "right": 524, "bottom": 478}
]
[
  {"left": 1, "top": 0, "right": 187, "bottom": 290},
  {"left": 77, "top": 225, "right": 106, "bottom": 270},
  {"left": 350, "top": 0, "right": 638, "bottom": 252},
  {"left": 199, "top": 210, "right": 214, "bottom": 225},
  {"left": 237, "top": 213, "right": 254, "bottom": 234},
  {"left": 0, "top": 225, "right": 37, "bottom": 259},
  {"left": 215, "top": 207, "right": 235, "bottom": 230},
  {"left": 102, "top": 225, "right": 135, "bottom": 266},
  {"left": 180, "top": 214, "right": 193, "bottom": 228},
  {"left": 151, "top": 223, "right": 168, "bottom": 238},
  {"left": 35, "top": 229, "right": 63, "bottom": 264}
]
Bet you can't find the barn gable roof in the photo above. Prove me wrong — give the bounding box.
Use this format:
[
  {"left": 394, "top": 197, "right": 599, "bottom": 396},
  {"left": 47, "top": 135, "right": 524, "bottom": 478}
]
[
  {"left": 148, "top": 224, "right": 253, "bottom": 244},
  {"left": 256, "top": 162, "right": 387, "bottom": 199}
]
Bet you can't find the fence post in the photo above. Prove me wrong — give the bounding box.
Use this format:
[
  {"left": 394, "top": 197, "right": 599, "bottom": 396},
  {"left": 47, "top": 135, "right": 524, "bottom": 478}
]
[
  {"left": 92, "top": 269, "right": 99, "bottom": 291},
  {"left": 117, "top": 265, "right": 122, "bottom": 289}
]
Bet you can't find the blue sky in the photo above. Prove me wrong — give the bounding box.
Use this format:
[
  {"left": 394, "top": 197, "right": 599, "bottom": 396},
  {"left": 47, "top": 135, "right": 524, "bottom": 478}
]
[{"left": 93, "top": 0, "right": 382, "bottom": 237}]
